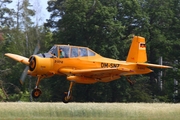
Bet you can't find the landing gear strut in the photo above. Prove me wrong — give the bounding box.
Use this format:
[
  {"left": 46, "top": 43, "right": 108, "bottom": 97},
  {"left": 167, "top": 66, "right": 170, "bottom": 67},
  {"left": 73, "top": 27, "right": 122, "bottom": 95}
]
[
  {"left": 62, "top": 81, "right": 74, "bottom": 103},
  {"left": 126, "top": 76, "right": 136, "bottom": 86},
  {"left": 32, "top": 76, "right": 44, "bottom": 99}
]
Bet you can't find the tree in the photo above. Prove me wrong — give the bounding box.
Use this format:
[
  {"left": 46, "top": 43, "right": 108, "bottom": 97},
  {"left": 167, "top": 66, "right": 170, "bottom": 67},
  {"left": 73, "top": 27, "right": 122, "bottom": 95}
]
[
  {"left": 0, "top": 0, "right": 50, "bottom": 102},
  {"left": 0, "top": 0, "right": 14, "bottom": 27}
]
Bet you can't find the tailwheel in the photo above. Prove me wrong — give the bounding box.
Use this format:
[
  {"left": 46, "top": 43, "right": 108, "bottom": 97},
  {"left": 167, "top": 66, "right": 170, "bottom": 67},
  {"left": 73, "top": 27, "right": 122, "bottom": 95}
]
[
  {"left": 32, "top": 88, "right": 42, "bottom": 98},
  {"left": 62, "top": 92, "right": 72, "bottom": 103}
]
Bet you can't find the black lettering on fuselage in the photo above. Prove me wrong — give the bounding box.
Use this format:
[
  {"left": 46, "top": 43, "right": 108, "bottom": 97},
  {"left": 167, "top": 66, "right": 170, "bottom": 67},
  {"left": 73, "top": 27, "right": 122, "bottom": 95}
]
[
  {"left": 55, "top": 60, "right": 63, "bottom": 64},
  {"left": 110, "top": 63, "right": 120, "bottom": 68},
  {"left": 101, "top": 63, "right": 108, "bottom": 68},
  {"left": 101, "top": 63, "right": 120, "bottom": 68}
]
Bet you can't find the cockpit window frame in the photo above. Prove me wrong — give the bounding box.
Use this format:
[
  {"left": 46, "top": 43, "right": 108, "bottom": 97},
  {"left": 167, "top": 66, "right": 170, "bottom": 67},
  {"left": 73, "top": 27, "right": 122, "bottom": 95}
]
[
  {"left": 59, "top": 46, "right": 70, "bottom": 58},
  {"left": 48, "top": 45, "right": 97, "bottom": 58},
  {"left": 70, "top": 47, "right": 78, "bottom": 58},
  {"left": 88, "top": 49, "right": 96, "bottom": 56}
]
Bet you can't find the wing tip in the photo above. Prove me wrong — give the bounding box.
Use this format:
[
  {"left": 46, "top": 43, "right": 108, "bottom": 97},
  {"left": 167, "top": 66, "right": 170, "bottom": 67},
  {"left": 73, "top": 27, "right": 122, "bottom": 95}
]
[{"left": 4, "top": 53, "right": 11, "bottom": 56}]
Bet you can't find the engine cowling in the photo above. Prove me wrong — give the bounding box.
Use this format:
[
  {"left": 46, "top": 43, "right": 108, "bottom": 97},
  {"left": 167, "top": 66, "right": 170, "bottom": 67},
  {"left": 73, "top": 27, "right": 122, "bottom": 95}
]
[{"left": 29, "top": 55, "right": 53, "bottom": 75}]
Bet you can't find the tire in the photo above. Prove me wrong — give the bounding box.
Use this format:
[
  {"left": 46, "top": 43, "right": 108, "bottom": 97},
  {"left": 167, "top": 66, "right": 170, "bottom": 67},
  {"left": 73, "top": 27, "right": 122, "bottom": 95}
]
[
  {"left": 62, "top": 92, "right": 70, "bottom": 103},
  {"left": 32, "top": 88, "right": 42, "bottom": 98}
]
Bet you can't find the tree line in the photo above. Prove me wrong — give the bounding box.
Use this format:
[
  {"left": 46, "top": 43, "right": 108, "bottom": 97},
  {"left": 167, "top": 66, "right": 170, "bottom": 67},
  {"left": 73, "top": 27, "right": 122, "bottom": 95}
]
[{"left": 0, "top": 0, "right": 180, "bottom": 102}]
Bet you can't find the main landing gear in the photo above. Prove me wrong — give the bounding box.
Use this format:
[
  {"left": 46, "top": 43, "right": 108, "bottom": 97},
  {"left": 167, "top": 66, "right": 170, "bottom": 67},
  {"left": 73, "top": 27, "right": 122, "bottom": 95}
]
[
  {"left": 31, "top": 76, "right": 43, "bottom": 99},
  {"left": 62, "top": 82, "right": 74, "bottom": 103},
  {"left": 31, "top": 75, "right": 74, "bottom": 103}
]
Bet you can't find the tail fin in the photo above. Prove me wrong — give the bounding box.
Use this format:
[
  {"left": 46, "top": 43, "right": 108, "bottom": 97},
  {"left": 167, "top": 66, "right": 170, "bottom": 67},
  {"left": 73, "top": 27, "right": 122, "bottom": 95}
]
[{"left": 126, "top": 36, "right": 147, "bottom": 63}]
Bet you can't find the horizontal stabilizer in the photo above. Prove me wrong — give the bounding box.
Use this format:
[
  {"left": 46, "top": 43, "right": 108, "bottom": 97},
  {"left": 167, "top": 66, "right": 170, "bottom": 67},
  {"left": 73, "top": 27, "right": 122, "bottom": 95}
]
[
  {"left": 5, "top": 53, "right": 29, "bottom": 65},
  {"left": 137, "top": 63, "right": 172, "bottom": 68}
]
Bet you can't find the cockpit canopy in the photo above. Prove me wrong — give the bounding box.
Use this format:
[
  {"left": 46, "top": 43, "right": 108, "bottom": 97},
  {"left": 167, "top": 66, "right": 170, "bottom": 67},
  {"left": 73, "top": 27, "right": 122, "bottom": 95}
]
[{"left": 48, "top": 45, "right": 97, "bottom": 58}]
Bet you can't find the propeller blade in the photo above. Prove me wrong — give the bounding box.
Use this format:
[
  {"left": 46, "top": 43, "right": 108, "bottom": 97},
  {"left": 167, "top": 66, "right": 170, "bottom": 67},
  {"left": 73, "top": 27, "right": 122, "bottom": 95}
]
[
  {"left": 20, "top": 66, "right": 29, "bottom": 84},
  {"left": 33, "top": 44, "right": 40, "bottom": 55},
  {"left": 19, "top": 43, "right": 40, "bottom": 84}
]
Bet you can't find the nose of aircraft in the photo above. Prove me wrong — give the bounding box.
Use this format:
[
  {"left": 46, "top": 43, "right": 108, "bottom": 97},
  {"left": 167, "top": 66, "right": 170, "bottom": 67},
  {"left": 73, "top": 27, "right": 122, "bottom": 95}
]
[{"left": 29, "top": 56, "right": 36, "bottom": 71}]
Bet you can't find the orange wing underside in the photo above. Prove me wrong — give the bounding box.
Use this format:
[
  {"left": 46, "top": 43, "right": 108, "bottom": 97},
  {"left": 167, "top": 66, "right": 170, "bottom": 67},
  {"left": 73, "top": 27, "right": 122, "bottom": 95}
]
[
  {"left": 59, "top": 61, "right": 171, "bottom": 84},
  {"left": 59, "top": 68, "right": 133, "bottom": 83}
]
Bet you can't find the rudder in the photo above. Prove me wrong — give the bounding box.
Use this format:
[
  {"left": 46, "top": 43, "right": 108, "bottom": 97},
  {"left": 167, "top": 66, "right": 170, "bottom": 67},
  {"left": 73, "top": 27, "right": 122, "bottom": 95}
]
[{"left": 126, "top": 36, "right": 147, "bottom": 63}]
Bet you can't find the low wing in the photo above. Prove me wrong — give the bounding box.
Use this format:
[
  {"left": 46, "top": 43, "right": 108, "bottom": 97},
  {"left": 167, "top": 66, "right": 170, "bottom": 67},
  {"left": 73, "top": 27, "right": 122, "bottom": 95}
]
[
  {"left": 137, "top": 63, "right": 172, "bottom": 68},
  {"left": 5, "top": 53, "right": 29, "bottom": 65},
  {"left": 59, "top": 67, "right": 133, "bottom": 79}
]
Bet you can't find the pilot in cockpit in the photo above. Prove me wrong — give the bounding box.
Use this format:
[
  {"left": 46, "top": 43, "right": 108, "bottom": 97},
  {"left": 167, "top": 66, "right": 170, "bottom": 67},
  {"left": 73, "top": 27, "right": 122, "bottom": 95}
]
[{"left": 59, "top": 48, "right": 65, "bottom": 58}]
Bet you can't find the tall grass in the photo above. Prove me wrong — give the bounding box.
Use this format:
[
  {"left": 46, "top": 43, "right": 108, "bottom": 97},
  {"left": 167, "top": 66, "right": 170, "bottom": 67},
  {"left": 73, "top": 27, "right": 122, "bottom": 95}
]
[{"left": 0, "top": 102, "right": 180, "bottom": 120}]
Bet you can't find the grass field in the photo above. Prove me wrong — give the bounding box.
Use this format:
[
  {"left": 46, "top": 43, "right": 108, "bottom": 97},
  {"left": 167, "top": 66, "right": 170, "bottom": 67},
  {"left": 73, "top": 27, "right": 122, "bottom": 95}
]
[{"left": 0, "top": 102, "right": 180, "bottom": 120}]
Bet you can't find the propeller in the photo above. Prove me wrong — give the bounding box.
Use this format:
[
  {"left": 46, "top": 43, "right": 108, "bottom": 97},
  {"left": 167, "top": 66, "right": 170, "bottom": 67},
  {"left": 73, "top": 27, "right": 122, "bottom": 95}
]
[
  {"left": 20, "top": 44, "right": 40, "bottom": 84},
  {"left": 20, "top": 66, "right": 29, "bottom": 84}
]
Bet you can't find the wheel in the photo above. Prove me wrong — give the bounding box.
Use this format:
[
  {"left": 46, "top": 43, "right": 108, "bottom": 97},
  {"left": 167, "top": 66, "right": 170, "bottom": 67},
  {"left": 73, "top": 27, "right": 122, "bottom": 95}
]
[
  {"left": 32, "top": 88, "right": 42, "bottom": 98},
  {"left": 62, "top": 92, "right": 71, "bottom": 103}
]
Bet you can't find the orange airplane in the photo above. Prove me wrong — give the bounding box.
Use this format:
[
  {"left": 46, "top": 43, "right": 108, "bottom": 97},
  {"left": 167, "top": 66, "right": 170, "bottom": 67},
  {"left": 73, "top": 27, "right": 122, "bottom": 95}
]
[{"left": 5, "top": 36, "right": 171, "bottom": 103}]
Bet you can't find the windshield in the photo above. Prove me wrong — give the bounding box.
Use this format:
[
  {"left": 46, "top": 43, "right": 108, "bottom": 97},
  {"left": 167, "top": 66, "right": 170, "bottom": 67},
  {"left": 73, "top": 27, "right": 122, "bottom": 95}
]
[{"left": 48, "top": 46, "right": 58, "bottom": 57}]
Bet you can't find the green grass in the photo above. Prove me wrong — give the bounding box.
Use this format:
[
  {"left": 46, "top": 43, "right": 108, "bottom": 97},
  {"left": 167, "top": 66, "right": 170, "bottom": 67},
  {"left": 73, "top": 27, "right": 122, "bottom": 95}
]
[{"left": 0, "top": 102, "right": 180, "bottom": 120}]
